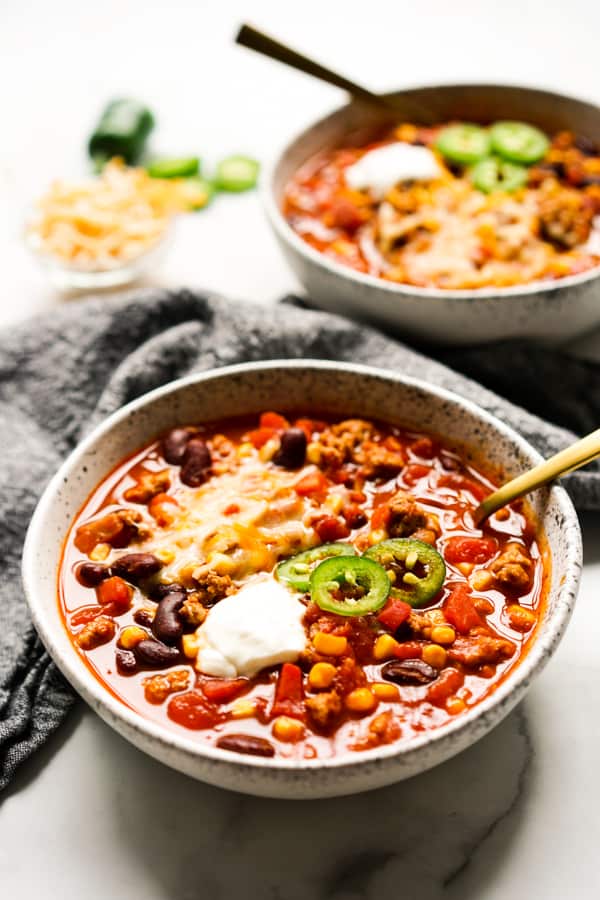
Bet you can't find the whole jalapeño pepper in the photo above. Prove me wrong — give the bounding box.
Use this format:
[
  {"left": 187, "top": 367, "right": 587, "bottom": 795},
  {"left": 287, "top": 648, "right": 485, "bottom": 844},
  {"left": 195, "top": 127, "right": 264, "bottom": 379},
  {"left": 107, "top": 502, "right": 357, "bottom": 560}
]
[{"left": 88, "top": 98, "right": 155, "bottom": 169}]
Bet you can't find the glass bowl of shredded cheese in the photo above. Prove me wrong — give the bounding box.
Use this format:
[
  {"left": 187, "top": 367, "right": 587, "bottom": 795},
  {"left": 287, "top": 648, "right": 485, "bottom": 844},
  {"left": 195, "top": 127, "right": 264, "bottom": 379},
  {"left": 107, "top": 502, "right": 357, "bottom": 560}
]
[{"left": 25, "top": 160, "right": 199, "bottom": 290}]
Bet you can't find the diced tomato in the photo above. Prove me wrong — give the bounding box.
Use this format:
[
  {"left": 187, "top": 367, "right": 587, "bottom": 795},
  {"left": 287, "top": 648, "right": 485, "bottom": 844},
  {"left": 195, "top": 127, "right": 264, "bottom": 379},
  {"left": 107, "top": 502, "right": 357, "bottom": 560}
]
[
  {"left": 201, "top": 678, "right": 248, "bottom": 704},
  {"left": 247, "top": 427, "right": 278, "bottom": 449},
  {"left": 427, "top": 667, "right": 464, "bottom": 707},
  {"left": 370, "top": 504, "right": 391, "bottom": 531},
  {"left": 167, "top": 691, "right": 223, "bottom": 730},
  {"left": 223, "top": 503, "right": 240, "bottom": 516},
  {"left": 70, "top": 605, "right": 104, "bottom": 627},
  {"left": 378, "top": 599, "right": 412, "bottom": 631},
  {"left": 402, "top": 464, "right": 431, "bottom": 486},
  {"left": 96, "top": 576, "right": 132, "bottom": 612},
  {"left": 294, "top": 418, "right": 327, "bottom": 440},
  {"left": 391, "top": 640, "right": 423, "bottom": 660},
  {"left": 148, "top": 492, "right": 179, "bottom": 527},
  {"left": 295, "top": 470, "right": 329, "bottom": 496},
  {"left": 329, "top": 196, "right": 368, "bottom": 232},
  {"left": 444, "top": 536, "right": 498, "bottom": 566},
  {"left": 444, "top": 585, "right": 482, "bottom": 634},
  {"left": 272, "top": 663, "right": 305, "bottom": 719},
  {"left": 410, "top": 436, "right": 437, "bottom": 459},
  {"left": 314, "top": 515, "right": 351, "bottom": 543},
  {"left": 260, "top": 412, "right": 289, "bottom": 430}
]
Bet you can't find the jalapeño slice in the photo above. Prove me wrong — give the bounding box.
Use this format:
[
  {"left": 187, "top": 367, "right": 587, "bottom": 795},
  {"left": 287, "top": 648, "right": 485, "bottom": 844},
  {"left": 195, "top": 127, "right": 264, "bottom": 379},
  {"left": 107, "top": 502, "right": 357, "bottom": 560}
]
[
  {"left": 470, "top": 158, "right": 528, "bottom": 194},
  {"left": 435, "top": 124, "right": 491, "bottom": 165},
  {"left": 310, "top": 556, "right": 390, "bottom": 617},
  {"left": 276, "top": 543, "right": 356, "bottom": 593},
  {"left": 365, "top": 538, "right": 446, "bottom": 608},
  {"left": 489, "top": 122, "right": 549, "bottom": 165}
]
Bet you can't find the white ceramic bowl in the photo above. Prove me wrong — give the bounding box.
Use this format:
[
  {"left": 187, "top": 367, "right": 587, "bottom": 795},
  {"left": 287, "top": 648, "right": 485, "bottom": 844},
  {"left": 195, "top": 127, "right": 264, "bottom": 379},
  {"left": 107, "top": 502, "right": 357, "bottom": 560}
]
[
  {"left": 22, "top": 361, "right": 581, "bottom": 798},
  {"left": 264, "top": 83, "right": 600, "bottom": 345}
]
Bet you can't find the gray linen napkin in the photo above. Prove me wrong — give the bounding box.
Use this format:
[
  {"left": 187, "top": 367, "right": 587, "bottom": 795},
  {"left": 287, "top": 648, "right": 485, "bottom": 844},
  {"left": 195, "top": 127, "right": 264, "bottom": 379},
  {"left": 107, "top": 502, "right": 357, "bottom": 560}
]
[{"left": 1, "top": 287, "right": 598, "bottom": 791}]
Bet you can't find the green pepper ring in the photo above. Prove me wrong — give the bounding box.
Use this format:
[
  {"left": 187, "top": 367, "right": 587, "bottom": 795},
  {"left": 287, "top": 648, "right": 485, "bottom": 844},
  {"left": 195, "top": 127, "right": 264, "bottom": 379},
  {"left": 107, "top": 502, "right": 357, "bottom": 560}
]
[
  {"left": 276, "top": 543, "right": 356, "bottom": 593},
  {"left": 435, "top": 124, "right": 491, "bottom": 165},
  {"left": 365, "top": 538, "right": 446, "bottom": 608},
  {"left": 490, "top": 121, "right": 549, "bottom": 165},
  {"left": 470, "top": 157, "right": 528, "bottom": 194},
  {"left": 310, "top": 555, "right": 390, "bottom": 617}
]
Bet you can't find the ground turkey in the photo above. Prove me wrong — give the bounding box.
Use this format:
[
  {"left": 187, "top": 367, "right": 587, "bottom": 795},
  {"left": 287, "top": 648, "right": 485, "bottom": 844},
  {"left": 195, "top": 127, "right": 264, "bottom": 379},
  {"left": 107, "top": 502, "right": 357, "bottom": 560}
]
[{"left": 491, "top": 543, "right": 533, "bottom": 591}]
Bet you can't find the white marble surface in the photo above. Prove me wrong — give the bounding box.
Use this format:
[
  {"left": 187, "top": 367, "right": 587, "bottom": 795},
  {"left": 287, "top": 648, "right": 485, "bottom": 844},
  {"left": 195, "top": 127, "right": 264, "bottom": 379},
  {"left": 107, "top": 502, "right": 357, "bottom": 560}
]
[{"left": 2, "top": 1, "right": 600, "bottom": 897}]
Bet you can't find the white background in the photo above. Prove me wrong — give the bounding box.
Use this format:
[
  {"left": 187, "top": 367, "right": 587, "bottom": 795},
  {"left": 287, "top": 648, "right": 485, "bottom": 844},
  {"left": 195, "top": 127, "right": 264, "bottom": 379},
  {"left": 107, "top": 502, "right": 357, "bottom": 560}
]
[{"left": 2, "top": 1, "right": 600, "bottom": 898}]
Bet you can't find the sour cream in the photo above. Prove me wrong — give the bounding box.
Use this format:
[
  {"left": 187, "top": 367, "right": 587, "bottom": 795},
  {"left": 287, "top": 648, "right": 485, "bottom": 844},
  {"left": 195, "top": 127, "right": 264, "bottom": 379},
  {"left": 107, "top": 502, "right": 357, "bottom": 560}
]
[
  {"left": 194, "top": 577, "right": 306, "bottom": 678},
  {"left": 344, "top": 142, "right": 442, "bottom": 199}
]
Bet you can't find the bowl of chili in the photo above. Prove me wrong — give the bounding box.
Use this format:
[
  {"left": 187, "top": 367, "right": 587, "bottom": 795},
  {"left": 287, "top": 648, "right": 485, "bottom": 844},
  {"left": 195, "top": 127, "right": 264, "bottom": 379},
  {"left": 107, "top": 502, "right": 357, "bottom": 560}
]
[
  {"left": 264, "top": 83, "right": 600, "bottom": 345},
  {"left": 22, "top": 361, "right": 581, "bottom": 797}
]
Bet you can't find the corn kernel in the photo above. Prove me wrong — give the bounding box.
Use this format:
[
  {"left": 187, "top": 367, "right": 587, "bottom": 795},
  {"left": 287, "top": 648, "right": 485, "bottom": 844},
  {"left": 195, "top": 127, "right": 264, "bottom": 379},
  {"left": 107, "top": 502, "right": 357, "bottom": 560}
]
[
  {"left": 371, "top": 682, "right": 400, "bottom": 701},
  {"left": 154, "top": 548, "right": 175, "bottom": 565},
  {"left": 446, "top": 697, "right": 467, "bottom": 715},
  {"left": 345, "top": 688, "right": 377, "bottom": 714},
  {"left": 308, "top": 662, "right": 337, "bottom": 689},
  {"left": 386, "top": 569, "right": 397, "bottom": 584},
  {"left": 506, "top": 604, "right": 537, "bottom": 632},
  {"left": 206, "top": 552, "right": 236, "bottom": 575},
  {"left": 259, "top": 437, "right": 280, "bottom": 462},
  {"left": 402, "top": 571, "right": 420, "bottom": 585},
  {"left": 457, "top": 562, "right": 474, "bottom": 576},
  {"left": 369, "top": 529, "right": 387, "bottom": 545},
  {"left": 272, "top": 716, "right": 305, "bottom": 742},
  {"left": 230, "top": 698, "right": 256, "bottom": 719},
  {"left": 306, "top": 442, "right": 321, "bottom": 464},
  {"left": 405, "top": 549, "right": 419, "bottom": 570},
  {"left": 430, "top": 625, "right": 456, "bottom": 645},
  {"left": 118, "top": 625, "right": 148, "bottom": 650},
  {"left": 373, "top": 633, "right": 401, "bottom": 661},
  {"left": 494, "top": 507, "right": 510, "bottom": 521},
  {"left": 89, "top": 542, "right": 111, "bottom": 561},
  {"left": 182, "top": 634, "right": 199, "bottom": 659},
  {"left": 422, "top": 644, "right": 447, "bottom": 668},
  {"left": 470, "top": 569, "right": 494, "bottom": 591},
  {"left": 325, "top": 493, "right": 345, "bottom": 515},
  {"left": 237, "top": 441, "right": 254, "bottom": 458},
  {"left": 313, "top": 632, "right": 348, "bottom": 656}
]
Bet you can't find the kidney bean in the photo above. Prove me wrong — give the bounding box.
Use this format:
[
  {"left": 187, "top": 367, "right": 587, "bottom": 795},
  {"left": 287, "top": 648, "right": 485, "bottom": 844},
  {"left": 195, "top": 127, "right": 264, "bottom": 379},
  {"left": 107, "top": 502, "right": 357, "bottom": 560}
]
[
  {"left": 381, "top": 659, "right": 437, "bottom": 686},
  {"left": 148, "top": 582, "right": 186, "bottom": 601},
  {"left": 152, "top": 592, "right": 185, "bottom": 645},
  {"left": 162, "top": 428, "right": 191, "bottom": 464},
  {"left": 575, "top": 135, "right": 598, "bottom": 155},
  {"left": 110, "top": 552, "right": 162, "bottom": 583},
  {"left": 133, "top": 607, "right": 155, "bottom": 627},
  {"left": 76, "top": 562, "right": 108, "bottom": 587},
  {"left": 116, "top": 647, "right": 138, "bottom": 675},
  {"left": 273, "top": 428, "right": 307, "bottom": 469},
  {"left": 216, "top": 734, "right": 275, "bottom": 758},
  {"left": 134, "top": 638, "right": 180, "bottom": 668},
  {"left": 180, "top": 438, "right": 212, "bottom": 487}
]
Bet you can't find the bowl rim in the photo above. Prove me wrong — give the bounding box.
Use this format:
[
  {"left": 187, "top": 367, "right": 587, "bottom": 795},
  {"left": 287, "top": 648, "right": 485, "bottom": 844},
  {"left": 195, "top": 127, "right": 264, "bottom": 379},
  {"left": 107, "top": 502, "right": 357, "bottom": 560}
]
[
  {"left": 262, "top": 80, "right": 600, "bottom": 302},
  {"left": 22, "top": 359, "right": 582, "bottom": 775}
]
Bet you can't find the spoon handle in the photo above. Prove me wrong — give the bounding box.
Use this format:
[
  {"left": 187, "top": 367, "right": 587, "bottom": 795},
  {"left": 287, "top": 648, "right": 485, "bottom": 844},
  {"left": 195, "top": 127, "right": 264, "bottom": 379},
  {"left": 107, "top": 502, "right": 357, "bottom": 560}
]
[
  {"left": 474, "top": 426, "right": 600, "bottom": 524},
  {"left": 235, "top": 23, "right": 390, "bottom": 108}
]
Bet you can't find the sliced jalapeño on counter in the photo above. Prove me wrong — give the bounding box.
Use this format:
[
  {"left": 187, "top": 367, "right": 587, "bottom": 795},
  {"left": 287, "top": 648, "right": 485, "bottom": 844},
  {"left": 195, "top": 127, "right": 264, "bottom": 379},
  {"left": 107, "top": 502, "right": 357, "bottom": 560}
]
[
  {"left": 88, "top": 98, "right": 155, "bottom": 169},
  {"left": 147, "top": 157, "right": 200, "bottom": 179},
  {"left": 365, "top": 538, "right": 446, "bottom": 607},
  {"left": 216, "top": 155, "right": 260, "bottom": 192},
  {"left": 310, "top": 556, "right": 390, "bottom": 617},
  {"left": 276, "top": 543, "right": 356, "bottom": 593}
]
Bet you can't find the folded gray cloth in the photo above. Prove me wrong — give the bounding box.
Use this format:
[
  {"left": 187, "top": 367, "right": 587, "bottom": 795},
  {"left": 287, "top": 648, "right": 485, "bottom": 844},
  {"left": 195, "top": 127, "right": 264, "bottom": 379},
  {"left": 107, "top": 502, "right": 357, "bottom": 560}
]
[{"left": 1, "top": 287, "right": 598, "bottom": 791}]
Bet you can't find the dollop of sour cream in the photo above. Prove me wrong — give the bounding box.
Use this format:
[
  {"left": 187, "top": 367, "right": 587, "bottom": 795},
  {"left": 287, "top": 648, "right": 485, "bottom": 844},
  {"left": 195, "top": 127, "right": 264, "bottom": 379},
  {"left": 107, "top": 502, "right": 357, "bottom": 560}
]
[
  {"left": 344, "top": 142, "right": 442, "bottom": 199},
  {"left": 194, "top": 577, "right": 306, "bottom": 678}
]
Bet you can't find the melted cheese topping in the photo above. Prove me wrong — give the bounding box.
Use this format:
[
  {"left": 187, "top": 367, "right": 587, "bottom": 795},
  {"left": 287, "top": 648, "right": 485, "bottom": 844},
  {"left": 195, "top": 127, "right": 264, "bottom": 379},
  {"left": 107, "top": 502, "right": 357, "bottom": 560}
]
[
  {"left": 345, "top": 143, "right": 442, "bottom": 199},
  {"left": 194, "top": 577, "right": 307, "bottom": 677},
  {"left": 152, "top": 459, "right": 320, "bottom": 586}
]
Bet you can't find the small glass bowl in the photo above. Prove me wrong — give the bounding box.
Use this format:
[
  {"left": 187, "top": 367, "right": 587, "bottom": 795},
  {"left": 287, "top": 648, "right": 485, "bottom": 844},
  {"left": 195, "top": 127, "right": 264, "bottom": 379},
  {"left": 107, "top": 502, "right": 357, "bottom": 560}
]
[{"left": 24, "top": 225, "right": 172, "bottom": 292}]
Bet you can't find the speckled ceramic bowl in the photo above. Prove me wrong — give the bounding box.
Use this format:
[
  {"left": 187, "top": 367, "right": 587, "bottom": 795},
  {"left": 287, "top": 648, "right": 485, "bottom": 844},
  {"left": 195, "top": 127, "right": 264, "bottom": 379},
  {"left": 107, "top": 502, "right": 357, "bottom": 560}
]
[
  {"left": 22, "top": 361, "right": 581, "bottom": 798},
  {"left": 263, "top": 84, "right": 600, "bottom": 345}
]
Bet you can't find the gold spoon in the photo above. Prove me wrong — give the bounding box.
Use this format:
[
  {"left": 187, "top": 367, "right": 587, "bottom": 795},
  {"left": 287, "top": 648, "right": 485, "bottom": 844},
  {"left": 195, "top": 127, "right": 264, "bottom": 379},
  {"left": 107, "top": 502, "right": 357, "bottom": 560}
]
[
  {"left": 235, "top": 23, "right": 435, "bottom": 120},
  {"left": 474, "top": 427, "right": 600, "bottom": 524}
]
